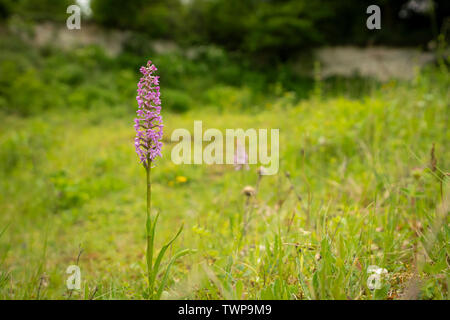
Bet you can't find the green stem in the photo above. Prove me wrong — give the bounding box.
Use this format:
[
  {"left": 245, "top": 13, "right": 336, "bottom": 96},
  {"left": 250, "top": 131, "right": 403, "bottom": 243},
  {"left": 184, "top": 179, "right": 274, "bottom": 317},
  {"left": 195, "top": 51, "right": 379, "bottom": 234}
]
[{"left": 146, "top": 158, "right": 153, "bottom": 296}]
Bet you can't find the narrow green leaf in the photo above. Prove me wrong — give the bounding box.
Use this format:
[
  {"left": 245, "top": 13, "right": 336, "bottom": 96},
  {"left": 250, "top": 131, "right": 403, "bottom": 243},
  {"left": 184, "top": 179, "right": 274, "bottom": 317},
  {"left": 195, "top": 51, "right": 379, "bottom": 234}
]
[
  {"left": 154, "top": 248, "right": 192, "bottom": 300},
  {"left": 150, "top": 224, "right": 184, "bottom": 291}
]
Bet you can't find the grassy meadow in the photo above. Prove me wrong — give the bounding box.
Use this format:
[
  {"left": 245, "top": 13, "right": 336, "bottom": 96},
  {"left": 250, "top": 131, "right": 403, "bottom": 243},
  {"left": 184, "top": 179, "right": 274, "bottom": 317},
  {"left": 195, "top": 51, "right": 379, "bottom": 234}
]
[{"left": 0, "top": 39, "right": 449, "bottom": 300}]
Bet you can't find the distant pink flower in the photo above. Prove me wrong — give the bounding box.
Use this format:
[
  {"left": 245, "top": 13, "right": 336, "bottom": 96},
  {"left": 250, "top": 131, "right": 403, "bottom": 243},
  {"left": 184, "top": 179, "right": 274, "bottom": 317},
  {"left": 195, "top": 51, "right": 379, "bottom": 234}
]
[{"left": 134, "top": 60, "right": 163, "bottom": 167}]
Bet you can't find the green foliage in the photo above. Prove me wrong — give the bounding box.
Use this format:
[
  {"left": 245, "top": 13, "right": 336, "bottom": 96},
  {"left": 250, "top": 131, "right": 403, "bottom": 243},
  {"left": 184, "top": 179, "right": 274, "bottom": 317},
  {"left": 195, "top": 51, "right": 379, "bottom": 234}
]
[
  {"left": 243, "top": 1, "right": 328, "bottom": 61},
  {"left": 205, "top": 85, "right": 255, "bottom": 112},
  {"left": 0, "top": 42, "right": 136, "bottom": 115},
  {"left": 163, "top": 89, "right": 193, "bottom": 113},
  {"left": 88, "top": 0, "right": 448, "bottom": 61},
  {"left": 0, "top": 0, "right": 13, "bottom": 20},
  {"left": 7, "top": 0, "right": 73, "bottom": 22}
]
